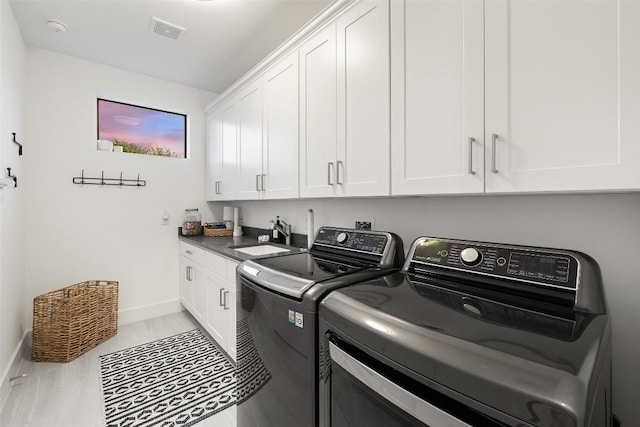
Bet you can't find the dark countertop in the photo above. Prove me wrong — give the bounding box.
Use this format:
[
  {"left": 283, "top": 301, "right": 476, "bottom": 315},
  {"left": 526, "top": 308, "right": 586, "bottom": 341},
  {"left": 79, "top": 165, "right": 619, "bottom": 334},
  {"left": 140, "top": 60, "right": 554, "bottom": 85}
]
[{"left": 179, "top": 227, "right": 306, "bottom": 262}]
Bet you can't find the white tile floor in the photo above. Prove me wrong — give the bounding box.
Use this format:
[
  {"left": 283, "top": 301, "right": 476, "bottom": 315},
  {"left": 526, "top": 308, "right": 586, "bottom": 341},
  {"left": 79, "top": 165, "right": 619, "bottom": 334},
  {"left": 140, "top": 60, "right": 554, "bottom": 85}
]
[{"left": 0, "top": 311, "right": 236, "bottom": 427}]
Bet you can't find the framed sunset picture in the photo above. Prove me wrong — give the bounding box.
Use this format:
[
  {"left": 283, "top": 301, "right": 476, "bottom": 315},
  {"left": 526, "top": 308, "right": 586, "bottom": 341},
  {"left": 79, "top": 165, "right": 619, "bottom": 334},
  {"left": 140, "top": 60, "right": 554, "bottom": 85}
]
[{"left": 97, "top": 98, "right": 187, "bottom": 158}]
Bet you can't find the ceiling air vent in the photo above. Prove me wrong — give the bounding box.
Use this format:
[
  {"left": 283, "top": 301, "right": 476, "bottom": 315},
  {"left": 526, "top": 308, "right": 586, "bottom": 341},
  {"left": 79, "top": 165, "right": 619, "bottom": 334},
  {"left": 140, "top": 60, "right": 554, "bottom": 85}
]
[{"left": 149, "top": 17, "right": 186, "bottom": 40}]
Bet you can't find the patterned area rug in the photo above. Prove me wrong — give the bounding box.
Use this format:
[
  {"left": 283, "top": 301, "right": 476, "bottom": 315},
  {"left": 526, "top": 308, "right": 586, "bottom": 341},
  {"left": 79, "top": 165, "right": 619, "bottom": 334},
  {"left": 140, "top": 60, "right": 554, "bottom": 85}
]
[
  {"left": 236, "top": 317, "right": 271, "bottom": 404},
  {"left": 99, "top": 329, "right": 235, "bottom": 427}
]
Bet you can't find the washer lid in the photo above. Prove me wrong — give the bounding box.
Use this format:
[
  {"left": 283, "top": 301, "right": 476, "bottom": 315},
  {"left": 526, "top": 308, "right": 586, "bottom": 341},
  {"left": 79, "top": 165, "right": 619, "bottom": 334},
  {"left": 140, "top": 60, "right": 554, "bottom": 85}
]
[{"left": 239, "top": 252, "right": 372, "bottom": 298}]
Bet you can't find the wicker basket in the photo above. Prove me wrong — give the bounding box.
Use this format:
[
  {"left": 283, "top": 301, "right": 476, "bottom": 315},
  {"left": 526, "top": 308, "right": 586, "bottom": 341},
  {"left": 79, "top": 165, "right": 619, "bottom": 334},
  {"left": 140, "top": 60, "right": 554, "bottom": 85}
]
[
  {"left": 204, "top": 227, "right": 233, "bottom": 237},
  {"left": 32, "top": 280, "right": 118, "bottom": 362}
]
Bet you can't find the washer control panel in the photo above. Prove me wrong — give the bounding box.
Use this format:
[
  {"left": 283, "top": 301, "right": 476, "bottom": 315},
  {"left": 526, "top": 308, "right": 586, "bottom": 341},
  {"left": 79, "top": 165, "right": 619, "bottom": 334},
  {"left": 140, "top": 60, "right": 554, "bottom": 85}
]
[
  {"left": 314, "top": 227, "right": 389, "bottom": 255},
  {"left": 409, "top": 237, "right": 578, "bottom": 290}
]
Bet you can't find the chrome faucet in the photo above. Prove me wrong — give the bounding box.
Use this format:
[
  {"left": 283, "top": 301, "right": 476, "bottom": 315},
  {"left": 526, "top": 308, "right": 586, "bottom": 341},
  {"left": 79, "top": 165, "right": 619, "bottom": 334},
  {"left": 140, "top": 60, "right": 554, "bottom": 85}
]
[{"left": 269, "top": 217, "right": 292, "bottom": 246}]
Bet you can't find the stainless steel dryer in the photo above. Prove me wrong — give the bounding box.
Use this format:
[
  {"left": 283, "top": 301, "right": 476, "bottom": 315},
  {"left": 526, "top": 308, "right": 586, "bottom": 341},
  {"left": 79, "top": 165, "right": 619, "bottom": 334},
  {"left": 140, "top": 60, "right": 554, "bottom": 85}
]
[
  {"left": 236, "top": 227, "right": 404, "bottom": 427},
  {"left": 319, "top": 237, "right": 612, "bottom": 427}
]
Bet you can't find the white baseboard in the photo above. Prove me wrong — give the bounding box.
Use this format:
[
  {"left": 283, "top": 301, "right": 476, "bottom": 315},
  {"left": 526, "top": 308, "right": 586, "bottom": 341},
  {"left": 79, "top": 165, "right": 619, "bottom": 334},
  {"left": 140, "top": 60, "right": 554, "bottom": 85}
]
[
  {"left": 0, "top": 330, "right": 29, "bottom": 414},
  {"left": 118, "top": 299, "right": 184, "bottom": 326}
]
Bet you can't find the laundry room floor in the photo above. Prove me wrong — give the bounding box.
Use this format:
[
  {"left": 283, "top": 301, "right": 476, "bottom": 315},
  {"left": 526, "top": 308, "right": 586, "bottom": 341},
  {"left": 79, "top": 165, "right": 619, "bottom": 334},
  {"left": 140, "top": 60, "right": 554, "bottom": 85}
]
[{"left": 0, "top": 311, "right": 237, "bottom": 427}]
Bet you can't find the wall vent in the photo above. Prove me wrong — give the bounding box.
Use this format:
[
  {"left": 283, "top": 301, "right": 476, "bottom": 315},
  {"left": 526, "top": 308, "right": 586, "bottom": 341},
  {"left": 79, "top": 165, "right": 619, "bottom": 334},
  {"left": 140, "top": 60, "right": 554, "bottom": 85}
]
[{"left": 149, "top": 17, "right": 186, "bottom": 40}]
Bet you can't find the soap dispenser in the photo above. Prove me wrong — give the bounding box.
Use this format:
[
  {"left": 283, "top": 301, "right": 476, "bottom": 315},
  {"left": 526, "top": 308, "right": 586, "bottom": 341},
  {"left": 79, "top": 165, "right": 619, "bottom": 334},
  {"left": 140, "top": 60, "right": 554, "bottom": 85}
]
[
  {"left": 269, "top": 218, "right": 279, "bottom": 243},
  {"left": 276, "top": 216, "right": 285, "bottom": 244}
]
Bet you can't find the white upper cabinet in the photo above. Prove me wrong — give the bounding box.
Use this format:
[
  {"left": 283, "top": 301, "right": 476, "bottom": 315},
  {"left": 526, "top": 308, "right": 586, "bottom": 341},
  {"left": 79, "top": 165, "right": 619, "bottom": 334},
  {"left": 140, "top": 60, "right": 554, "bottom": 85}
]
[
  {"left": 391, "top": 0, "right": 484, "bottom": 195},
  {"left": 205, "top": 113, "right": 219, "bottom": 201},
  {"left": 336, "top": 0, "right": 390, "bottom": 197},
  {"left": 485, "top": 0, "right": 640, "bottom": 193},
  {"left": 391, "top": 0, "right": 640, "bottom": 195},
  {"left": 262, "top": 52, "right": 300, "bottom": 199},
  {"left": 300, "top": 0, "right": 390, "bottom": 198},
  {"left": 236, "top": 79, "right": 263, "bottom": 200},
  {"left": 231, "top": 53, "right": 300, "bottom": 200},
  {"left": 299, "top": 24, "right": 338, "bottom": 198},
  {"left": 208, "top": 0, "right": 640, "bottom": 199},
  {"left": 206, "top": 98, "right": 238, "bottom": 201}
]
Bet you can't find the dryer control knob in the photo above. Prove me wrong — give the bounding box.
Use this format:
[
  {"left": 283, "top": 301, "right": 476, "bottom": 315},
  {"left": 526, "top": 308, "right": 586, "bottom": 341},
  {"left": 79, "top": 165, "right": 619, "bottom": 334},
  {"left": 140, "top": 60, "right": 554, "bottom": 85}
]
[
  {"left": 460, "top": 247, "right": 482, "bottom": 266},
  {"left": 337, "top": 232, "right": 349, "bottom": 244}
]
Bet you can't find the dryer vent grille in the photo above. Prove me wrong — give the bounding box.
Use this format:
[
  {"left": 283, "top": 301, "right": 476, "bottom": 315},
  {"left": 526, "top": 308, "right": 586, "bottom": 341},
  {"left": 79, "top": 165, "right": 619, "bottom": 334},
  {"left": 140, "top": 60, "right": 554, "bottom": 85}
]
[{"left": 150, "top": 17, "right": 185, "bottom": 40}]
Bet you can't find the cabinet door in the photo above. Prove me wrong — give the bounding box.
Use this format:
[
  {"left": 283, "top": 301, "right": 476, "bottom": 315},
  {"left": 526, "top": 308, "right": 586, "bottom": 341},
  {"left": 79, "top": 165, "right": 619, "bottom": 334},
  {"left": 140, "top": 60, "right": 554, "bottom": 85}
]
[
  {"left": 192, "top": 265, "right": 206, "bottom": 323},
  {"left": 205, "top": 269, "right": 228, "bottom": 348},
  {"left": 179, "top": 256, "right": 194, "bottom": 311},
  {"left": 262, "top": 52, "right": 300, "bottom": 199},
  {"left": 226, "top": 260, "right": 238, "bottom": 360},
  {"left": 299, "top": 24, "right": 338, "bottom": 198},
  {"left": 236, "top": 80, "right": 264, "bottom": 200},
  {"left": 226, "top": 283, "right": 236, "bottom": 361},
  {"left": 205, "top": 113, "right": 221, "bottom": 200},
  {"left": 391, "top": 0, "right": 484, "bottom": 195},
  {"left": 218, "top": 99, "right": 238, "bottom": 199},
  {"left": 336, "top": 0, "right": 390, "bottom": 197},
  {"left": 485, "top": 0, "right": 640, "bottom": 192}
]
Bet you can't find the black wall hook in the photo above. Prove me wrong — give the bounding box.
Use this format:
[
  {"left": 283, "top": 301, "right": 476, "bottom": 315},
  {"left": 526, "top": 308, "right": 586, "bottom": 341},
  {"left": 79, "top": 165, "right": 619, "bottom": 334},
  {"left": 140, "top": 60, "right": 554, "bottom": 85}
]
[
  {"left": 12, "top": 133, "right": 23, "bottom": 156},
  {"left": 6, "top": 168, "right": 17, "bottom": 188}
]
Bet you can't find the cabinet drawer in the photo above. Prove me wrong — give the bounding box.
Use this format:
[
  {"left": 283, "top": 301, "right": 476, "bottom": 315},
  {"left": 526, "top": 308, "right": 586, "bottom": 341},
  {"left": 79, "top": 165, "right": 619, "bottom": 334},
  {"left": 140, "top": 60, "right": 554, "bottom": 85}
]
[
  {"left": 179, "top": 241, "right": 204, "bottom": 264},
  {"left": 203, "top": 250, "right": 228, "bottom": 275}
]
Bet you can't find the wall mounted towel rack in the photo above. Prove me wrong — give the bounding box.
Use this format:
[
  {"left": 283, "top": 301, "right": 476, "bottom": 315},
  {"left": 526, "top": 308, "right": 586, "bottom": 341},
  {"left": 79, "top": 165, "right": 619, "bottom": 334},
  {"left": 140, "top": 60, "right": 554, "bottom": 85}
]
[{"left": 72, "top": 170, "right": 146, "bottom": 187}]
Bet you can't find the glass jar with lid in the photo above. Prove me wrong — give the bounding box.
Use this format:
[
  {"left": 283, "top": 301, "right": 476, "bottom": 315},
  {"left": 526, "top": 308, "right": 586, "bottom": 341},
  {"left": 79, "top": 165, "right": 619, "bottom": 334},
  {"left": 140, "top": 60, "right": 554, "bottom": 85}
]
[{"left": 181, "top": 208, "right": 202, "bottom": 236}]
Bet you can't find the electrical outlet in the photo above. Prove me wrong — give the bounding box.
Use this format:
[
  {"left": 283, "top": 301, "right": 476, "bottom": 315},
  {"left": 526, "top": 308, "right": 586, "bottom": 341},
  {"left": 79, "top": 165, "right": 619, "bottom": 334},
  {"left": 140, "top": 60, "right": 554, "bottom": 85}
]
[
  {"left": 355, "top": 221, "right": 371, "bottom": 230},
  {"left": 355, "top": 217, "right": 375, "bottom": 230}
]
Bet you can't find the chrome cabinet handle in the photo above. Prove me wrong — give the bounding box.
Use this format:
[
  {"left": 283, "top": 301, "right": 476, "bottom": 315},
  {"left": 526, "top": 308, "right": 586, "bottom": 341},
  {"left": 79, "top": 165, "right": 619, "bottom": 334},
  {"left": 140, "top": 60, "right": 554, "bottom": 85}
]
[
  {"left": 491, "top": 134, "right": 498, "bottom": 174},
  {"left": 468, "top": 138, "right": 475, "bottom": 175},
  {"left": 186, "top": 266, "right": 191, "bottom": 281},
  {"left": 215, "top": 181, "right": 222, "bottom": 194},
  {"left": 256, "top": 174, "right": 260, "bottom": 191},
  {"left": 327, "top": 162, "right": 335, "bottom": 185},
  {"left": 219, "top": 288, "right": 225, "bottom": 307},
  {"left": 336, "top": 160, "right": 343, "bottom": 185},
  {"left": 186, "top": 250, "right": 193, "bottom": 255},
  {"left": 223, "top": 290, "right": 230, "bottom": 310},
  {"left": 262, "top": 174, "right": 266, "bottom": 191}
]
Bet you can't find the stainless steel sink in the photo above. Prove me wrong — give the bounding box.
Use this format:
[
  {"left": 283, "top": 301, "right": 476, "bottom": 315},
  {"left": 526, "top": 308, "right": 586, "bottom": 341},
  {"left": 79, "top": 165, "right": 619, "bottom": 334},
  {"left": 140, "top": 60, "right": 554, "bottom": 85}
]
[{"left": 232, "top": 244, "right": 291, "bottom": 256}]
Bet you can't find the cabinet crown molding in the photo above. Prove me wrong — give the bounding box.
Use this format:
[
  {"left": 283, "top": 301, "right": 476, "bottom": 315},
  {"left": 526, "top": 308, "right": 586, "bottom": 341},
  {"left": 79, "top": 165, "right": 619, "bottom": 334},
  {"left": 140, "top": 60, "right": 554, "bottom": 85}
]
[{"left": 205, "top": 0, "right": 356, "bottom": 113}]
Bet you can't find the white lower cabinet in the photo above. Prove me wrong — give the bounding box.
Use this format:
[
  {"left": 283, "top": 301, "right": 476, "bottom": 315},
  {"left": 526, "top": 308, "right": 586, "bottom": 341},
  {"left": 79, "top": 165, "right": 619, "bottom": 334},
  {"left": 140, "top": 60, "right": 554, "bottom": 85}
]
[
  {"left": 179, "top": 242, "right": 238, "bottom": 360},
  {"left": 204, "top": 269, "right": 227, "bottom": 346},
  {"left": 227, "top": 285, "right": 237, "bottom": 361},
  {"left": 192, "top": 264, "right": 206, "bottom": 323},
  {"left": 179, "top": 256, "right": 194, "bottom": 311}
]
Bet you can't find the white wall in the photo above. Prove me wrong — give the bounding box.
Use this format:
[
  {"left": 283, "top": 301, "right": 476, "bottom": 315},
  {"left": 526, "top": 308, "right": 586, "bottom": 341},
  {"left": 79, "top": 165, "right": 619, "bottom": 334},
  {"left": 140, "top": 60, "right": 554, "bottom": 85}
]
[
  {"left": 24, "top": 48, "right": 216, "bottom": 327},
  {"left": 0, "top": 0, "right": 25, "bottom": 409},
  {"left": 214, "top": 193, "right": 640, "bottom": 424}
]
